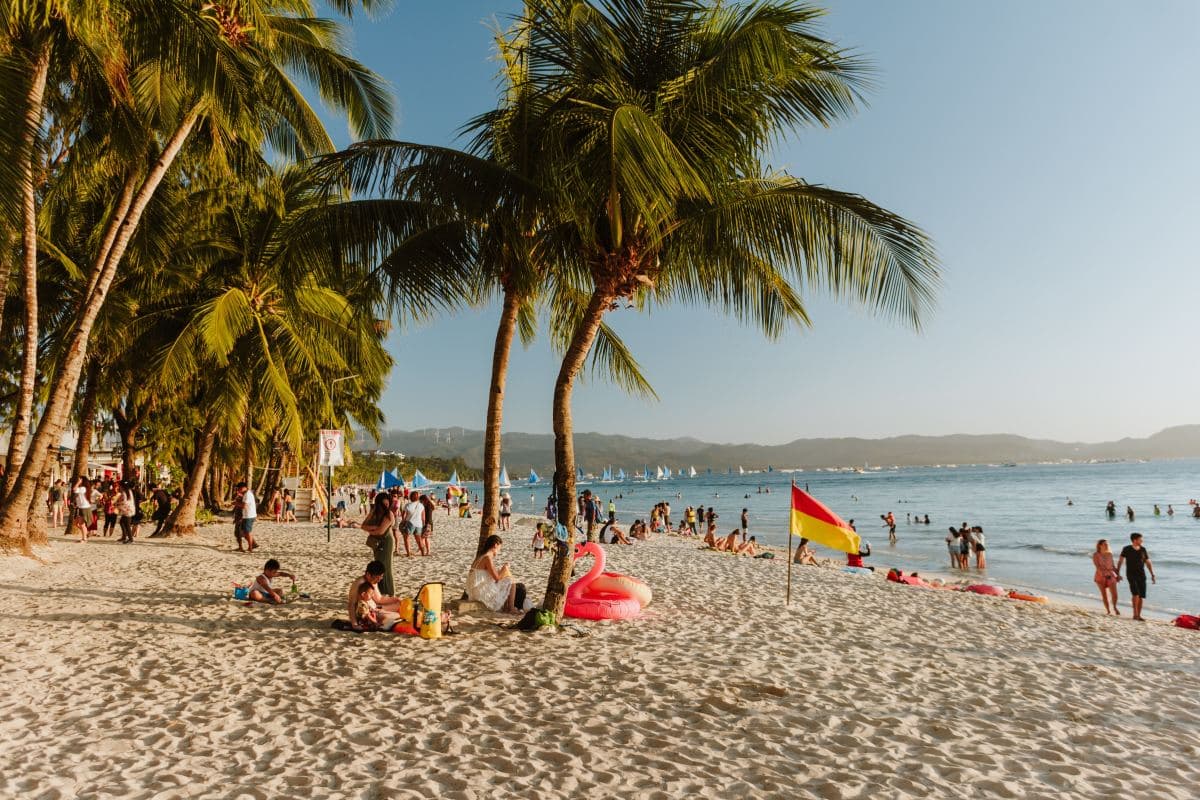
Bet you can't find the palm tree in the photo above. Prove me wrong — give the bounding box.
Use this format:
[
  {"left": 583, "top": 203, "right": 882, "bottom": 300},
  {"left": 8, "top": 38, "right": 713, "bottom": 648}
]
[
  {"left": 141, "top": 166, "right": 393, "bottom": 536},
  {"left": 503, "top": 0, "right": 943, "bottom": 618},
  {"left": 0, "top": 0, "right": 393, "bottom": 547}
]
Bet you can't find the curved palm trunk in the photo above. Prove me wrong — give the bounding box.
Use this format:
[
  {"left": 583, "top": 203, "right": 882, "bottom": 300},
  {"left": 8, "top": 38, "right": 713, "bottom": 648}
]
[
  {"left": 542, "top": 289, "right": 612, "bottom": 619},
  {"left": 159, "top": 413, "right": 220, "bottom": 537},
  {"left": 0, "top": 228, "right": 17, "bottom": 373},
  {"left": 4, "top": 42, "right": 52, "bottom": 494},
  {"left": 70, "top": 359, "right": 101, "bottom": 482},
  {"left": 475, "top": 291, "right": 520, "bottom": 558},
  {"left": 0, "top": 105, "right": 201, "bottom": 543}
]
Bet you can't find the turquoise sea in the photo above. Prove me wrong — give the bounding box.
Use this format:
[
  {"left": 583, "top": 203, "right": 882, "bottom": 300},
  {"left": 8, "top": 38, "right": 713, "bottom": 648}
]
[{"left": 496, "top": 459, "right": 1200, "bottom": 617}]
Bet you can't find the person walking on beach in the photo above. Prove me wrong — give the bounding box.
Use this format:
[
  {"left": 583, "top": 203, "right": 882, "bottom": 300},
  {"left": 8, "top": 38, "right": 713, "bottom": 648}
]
[
  {"left": 117, "top": 480, "right": 138, "bottom": 544},
  {"left": 49, "top": 480, "right": 65, "bottom": 527},
  {"left": 1116, "top": 533, "right": 1156, "bottom": 621},
  {"left": 236, "top": 482, "right": 259, "bottom": 551},
  {"left": 401, "top": 491, "right": 424, "bottom": 557},
  {"left": 1092, "top": 539, "right": 1121, "bottom": 615},
  {"left": 148, "top": 483, "right": 171, "bottom": 537},
  {"left": 71, "top": 477, "right": 94, "bottom": 542}
]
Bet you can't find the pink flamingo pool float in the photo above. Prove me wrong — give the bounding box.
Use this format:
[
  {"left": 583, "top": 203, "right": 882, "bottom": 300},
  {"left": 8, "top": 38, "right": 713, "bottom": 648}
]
[{"left": 564, "top": 541, "right": 653, "bottom": 621}]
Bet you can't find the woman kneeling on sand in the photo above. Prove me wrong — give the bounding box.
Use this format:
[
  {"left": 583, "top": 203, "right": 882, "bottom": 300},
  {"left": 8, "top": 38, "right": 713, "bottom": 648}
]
[{"left": 467, "top": 535, "right": 523, "bottom": 613}]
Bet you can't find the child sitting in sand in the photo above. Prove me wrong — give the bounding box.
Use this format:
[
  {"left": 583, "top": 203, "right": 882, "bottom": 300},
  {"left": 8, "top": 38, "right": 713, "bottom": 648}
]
[
  {"left": 353, "top": 582, "right": 380, "bottom": 630},
  {"left": 250, "top": 559, "right": 296, "bottom": 604}
]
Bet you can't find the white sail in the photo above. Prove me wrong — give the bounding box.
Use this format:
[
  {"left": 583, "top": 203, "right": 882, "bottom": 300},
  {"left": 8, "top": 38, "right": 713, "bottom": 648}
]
[
  {"left": 655, "top": 466, "right": 665, "bottom": 480},
  {"left": 499, "top": 465, "right": 511, "bottom": 488},
  {"left": 689, "top": 466, "right": 697, "bottom": 477}
]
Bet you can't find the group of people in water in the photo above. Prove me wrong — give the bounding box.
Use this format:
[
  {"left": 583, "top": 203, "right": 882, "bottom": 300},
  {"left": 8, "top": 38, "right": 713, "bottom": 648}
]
[
  {"left": 945, "top": 523, "right": 987, "bottom": 569},
  {"left": 1100, "top": 499, "right": 1200, "bottom": 519}
]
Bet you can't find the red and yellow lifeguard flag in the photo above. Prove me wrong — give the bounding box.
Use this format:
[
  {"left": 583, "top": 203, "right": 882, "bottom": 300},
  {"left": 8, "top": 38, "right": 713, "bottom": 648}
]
[{"left": 790, "top": 485, "right": 861, "bottom": 554}]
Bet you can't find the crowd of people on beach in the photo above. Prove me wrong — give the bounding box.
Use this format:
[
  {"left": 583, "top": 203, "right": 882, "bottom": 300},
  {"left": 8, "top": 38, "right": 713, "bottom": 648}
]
[{"left": 49, "top": 476, "right": 177, "bottom": 543}]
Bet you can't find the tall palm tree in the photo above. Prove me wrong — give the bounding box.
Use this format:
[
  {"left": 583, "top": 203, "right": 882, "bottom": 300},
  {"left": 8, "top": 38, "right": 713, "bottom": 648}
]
[
  {"left": 0, "top": 0, "right": 393, "bottom": 547},
  {"left": 505, "top": 0, "right": 943, "bottom": 618},
  {"left": 141, "top": 166, "right": 393, "bottom": 535}
]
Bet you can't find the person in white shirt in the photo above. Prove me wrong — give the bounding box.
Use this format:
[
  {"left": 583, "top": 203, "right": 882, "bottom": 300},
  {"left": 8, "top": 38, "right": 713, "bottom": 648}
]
[
  {"left": 72, "top": 477, "right": 94, "bottom": 542},
  {"left": 400, "top": 492, "right": 425, "bottom": 557},
  {"left": 236, "top": 482, "right": 259, "bottom": 552}
]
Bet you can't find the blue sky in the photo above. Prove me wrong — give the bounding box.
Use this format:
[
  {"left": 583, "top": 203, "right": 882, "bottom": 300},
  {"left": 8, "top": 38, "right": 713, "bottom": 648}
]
[{"left": 332, "top": 1, "right": 1200, "bottom": 445}]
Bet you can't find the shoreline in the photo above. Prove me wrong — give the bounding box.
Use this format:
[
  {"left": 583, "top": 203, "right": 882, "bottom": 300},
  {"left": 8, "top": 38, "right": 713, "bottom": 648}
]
[{"left": 3, "top": 514, "right": 1199, "bottom": 797}]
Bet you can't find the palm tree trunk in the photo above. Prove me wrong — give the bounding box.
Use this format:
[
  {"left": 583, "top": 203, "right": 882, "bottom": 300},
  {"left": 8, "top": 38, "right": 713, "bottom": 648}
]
[
  {"left": 25, "top": 454, "right": 54, "bottom": 547},
  {"left": 0, "top": 104, "right": 202, "bottom": 543},
  {"left": 70, "top": 359, "right": 101, "bottom": 482},
  {"left": 4, "top": 41, "right": 52, "bottom": 494},
  {"left": 159, "top": 413, "right": 220, "bottom": 537},
  {"left": 0, "top": 227, "right": 17, "bottom": 368},
  {"left": 542, "top": 289, "right": 612, "bottom": 619},
  {"left": 475, "top": 291, "right": 520, "bottom": 558}
]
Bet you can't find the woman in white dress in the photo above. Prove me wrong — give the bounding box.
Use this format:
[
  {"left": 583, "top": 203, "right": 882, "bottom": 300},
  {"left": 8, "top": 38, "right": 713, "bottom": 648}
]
[{"left": 466, "top": 535, "right": 518, "bottom": 612}]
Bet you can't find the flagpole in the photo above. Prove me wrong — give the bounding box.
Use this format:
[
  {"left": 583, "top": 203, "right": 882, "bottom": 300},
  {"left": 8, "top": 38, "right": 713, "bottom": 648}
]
[{"left": 787, "top": 478, "right": 795, "bottom": 605}]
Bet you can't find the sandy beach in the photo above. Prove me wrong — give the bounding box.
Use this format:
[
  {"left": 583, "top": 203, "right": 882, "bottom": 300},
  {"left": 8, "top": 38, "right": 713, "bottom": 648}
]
[{"left": 2, "top": 512, "right": 1199, "bottom": 799}]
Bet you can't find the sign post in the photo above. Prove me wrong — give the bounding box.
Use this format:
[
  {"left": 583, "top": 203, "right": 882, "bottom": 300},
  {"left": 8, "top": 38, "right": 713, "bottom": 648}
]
[{"left": 318, "top": 429, "right": 344, "bottom": 544}]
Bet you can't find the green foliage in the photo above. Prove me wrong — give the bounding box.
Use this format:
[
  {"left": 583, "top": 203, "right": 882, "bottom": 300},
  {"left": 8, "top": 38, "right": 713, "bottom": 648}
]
[{"left": 334, "top": 453, "right": 480, "bottom": 488}]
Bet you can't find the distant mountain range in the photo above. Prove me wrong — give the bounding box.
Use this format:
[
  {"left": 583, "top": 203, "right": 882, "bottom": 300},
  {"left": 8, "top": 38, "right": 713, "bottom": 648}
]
[{"left": 361, "top": 425, "right": 1200, "bottom": 473}]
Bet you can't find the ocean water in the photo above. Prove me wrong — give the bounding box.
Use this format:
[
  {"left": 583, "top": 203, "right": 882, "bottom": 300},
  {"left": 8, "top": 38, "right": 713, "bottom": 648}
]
[{"left": 495, "top": 459, "right": 1200, "bottom": 616}]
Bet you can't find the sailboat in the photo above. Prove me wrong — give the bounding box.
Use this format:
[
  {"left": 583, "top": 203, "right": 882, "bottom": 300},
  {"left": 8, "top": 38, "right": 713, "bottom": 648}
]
[
  {"left": 616, "top": 468, "right": 626, "bottom": 482},
  {"left": 738, "top": 466, "right": 745, "bottom": 475},
  {"left": 655, "top": 466, "right": 665, "bottom": 480},
  {"left": 664, "top": 466, "right": 673, "bottom": 479},
  {"left": 390, "top": 467, "right": 406, "bottom": 488},
  {"left": 446, "top": 470, "right": 460, "bottom": 487},
  {"left": 688, "top": 466, "right": 697, "bottom": 477},
  {"left": 411, "top": 469, "right": 432, "bottom": 489},
  {"left": 635, "top": 465, "right": 649, "bottom": 482},
  {"left": 528, "top": 468, "right": 540, "bottom": 485},
  {"left": 576, "top": 466, "right": 588, "bottom": 485},
  {"left": 601, "top": 466, "right": 613, "bottom": 482},
  {"left": 499, "top": 465, "right": 511, "bottom": 489}
]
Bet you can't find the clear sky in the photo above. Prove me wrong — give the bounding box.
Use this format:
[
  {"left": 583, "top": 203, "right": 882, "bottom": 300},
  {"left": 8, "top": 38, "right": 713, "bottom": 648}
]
[{"left": 332, "top": 0, "right": 1200, "bottom": 445}]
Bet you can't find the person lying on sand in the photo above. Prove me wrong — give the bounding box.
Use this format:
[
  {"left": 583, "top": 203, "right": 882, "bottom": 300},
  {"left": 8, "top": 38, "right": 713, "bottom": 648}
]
[
  {"left": 333, "top": 506, "right": 359, "bottom": 528},
  {"left": 607, "top": 524, "right": 633, "bottom": 545},
  {"left": 735, "top": 536, "right": 758, "bottom": 556},
  {"left": 250, "top": 559, "right": 295, "bottom": 604},
  {"left": 347, "top": 561, "right": 403, "bottom": 631},
  {"left": 793, "top": 538, "right": 818, "bottom": 566},
  {"left": 715, "top": 529, "right": 741, "bottom": 552}
]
